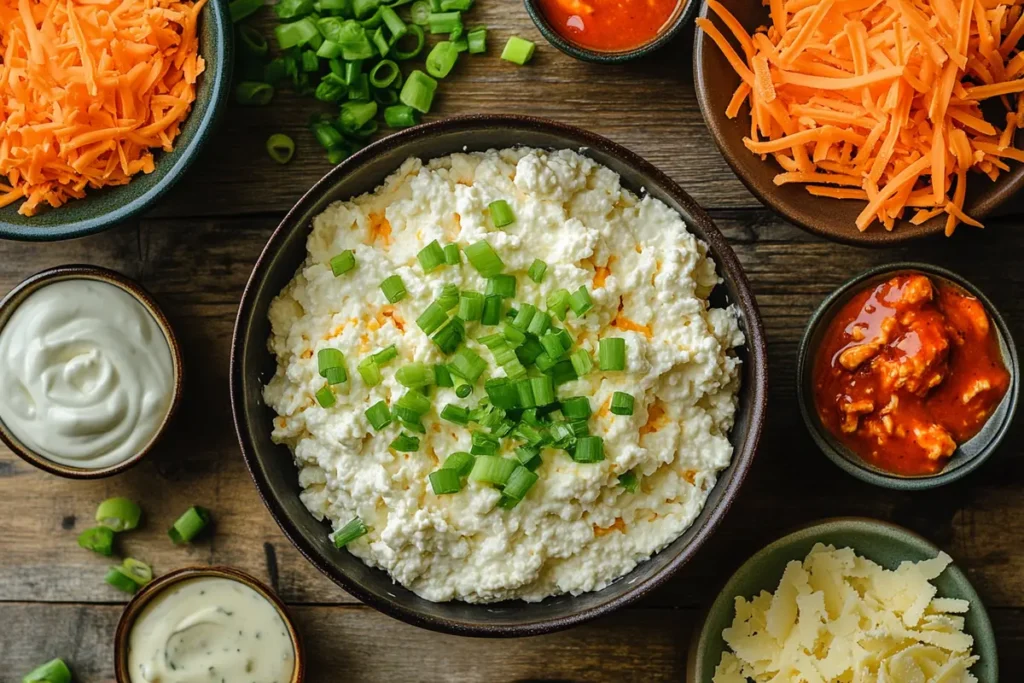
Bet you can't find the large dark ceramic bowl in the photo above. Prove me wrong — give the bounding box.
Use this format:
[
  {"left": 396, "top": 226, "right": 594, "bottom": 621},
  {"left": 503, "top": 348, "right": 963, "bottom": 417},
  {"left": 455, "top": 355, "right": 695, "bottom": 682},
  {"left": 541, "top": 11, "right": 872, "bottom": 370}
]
[
  {"left": 0, "top": 2, "right": 233, "bottom": 242},
  {"left": 693, "top": 0, "right": 1024, "bottom": 246},
  {"left": 230, "top": 115, "right": 768, "bottom": 637}
]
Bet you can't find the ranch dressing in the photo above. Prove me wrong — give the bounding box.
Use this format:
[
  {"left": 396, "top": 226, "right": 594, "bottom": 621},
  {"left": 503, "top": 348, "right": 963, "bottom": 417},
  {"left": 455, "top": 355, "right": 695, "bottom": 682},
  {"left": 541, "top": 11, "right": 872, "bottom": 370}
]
[
  {"left": 128, "top": 577, "right": 296, "bottom": 683},
  {"left": 0, "top": 279, "right": 174, "bottom": 469}
]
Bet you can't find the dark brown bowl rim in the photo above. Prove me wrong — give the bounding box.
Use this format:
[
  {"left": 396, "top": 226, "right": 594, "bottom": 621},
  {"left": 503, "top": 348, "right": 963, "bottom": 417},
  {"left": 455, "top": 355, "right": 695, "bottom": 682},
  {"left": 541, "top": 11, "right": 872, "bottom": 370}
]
[
  {"left": 0, "top": 265, "right": 184, "bottom": 479},
  {"left": 230, "top": 113, "right": 768, "bottom": 637},
  {"left": 523, "top": 0, "right": 696, "bottom": 63},
  {"left": 691, "top": 1, "right": 1024, "bottom": 246},
  {"left": 113, "top": 565, "right": 305, "bottom": 683}
]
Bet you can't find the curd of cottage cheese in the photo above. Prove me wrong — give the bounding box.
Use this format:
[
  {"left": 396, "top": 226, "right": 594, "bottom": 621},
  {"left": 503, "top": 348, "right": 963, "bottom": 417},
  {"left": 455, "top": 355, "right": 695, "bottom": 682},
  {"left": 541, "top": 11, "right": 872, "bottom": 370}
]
[{"left": 263, "top": 148, "right": 744, "bottom": 603}]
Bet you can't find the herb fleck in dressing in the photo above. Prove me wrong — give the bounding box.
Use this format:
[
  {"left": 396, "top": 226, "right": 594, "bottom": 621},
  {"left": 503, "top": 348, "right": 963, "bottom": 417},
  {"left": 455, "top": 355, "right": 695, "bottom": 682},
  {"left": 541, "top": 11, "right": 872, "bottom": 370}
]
[{"left": 128, "top": 577, "right": 295, "bottom": 683}]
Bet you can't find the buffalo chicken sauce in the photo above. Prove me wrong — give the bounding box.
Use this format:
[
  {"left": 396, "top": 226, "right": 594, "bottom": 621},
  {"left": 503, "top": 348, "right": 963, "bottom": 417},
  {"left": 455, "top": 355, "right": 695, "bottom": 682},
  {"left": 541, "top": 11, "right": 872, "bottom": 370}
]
[{"left": 813, "top": 273, "right": 1009, "bottom": 476}]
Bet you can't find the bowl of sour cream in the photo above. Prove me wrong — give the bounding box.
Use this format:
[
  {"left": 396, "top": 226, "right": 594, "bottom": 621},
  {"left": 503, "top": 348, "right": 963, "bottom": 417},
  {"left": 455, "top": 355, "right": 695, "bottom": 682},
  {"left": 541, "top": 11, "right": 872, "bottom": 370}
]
[
  {"left": 0, "top": 265, "right": 183, "bottom": 478},
  {"left": 114, "top": 566, "right": 303, "bottom": 683}
]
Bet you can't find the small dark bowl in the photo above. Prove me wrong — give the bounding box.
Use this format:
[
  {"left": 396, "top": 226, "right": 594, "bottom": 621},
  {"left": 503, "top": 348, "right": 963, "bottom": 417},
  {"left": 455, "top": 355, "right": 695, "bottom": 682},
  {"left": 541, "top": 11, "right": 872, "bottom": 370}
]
[
  {"left": 524, "top": 0, "right": 695, "bottom": 63},
  {"left": 0, "top": 2, "right": 232, "bottom": 242},
  {"left": 693, "top": 0, "right": 1024, "bottom": 246},
  {"left": 231, "top": 114, "right": 768, "bottom": 637},
  {"left": 0, "top": 265, "right": 184, "bottom": 479},
  {"left": 114, "top": 566, "right": 305, "bottom": 683},
  {"left": 796, "top": 263, "right": 1019, "bottom": 490}
]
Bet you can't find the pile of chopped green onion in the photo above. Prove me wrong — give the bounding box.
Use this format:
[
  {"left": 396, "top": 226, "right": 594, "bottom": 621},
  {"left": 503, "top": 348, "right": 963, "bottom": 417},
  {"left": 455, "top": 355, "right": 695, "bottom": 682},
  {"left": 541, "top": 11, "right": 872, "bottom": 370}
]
[{"left": 228, "top": 0, "right": 537, "bottom": 163}]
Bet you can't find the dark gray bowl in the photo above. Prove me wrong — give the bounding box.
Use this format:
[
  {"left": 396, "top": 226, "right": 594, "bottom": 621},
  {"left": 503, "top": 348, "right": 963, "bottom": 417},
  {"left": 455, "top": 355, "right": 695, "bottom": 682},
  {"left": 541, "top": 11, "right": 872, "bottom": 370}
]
[
  {"left": 230, "top": 115, "right": 768, "bottom": 636},
  {"left": 797, "top": 263, "right": 1019, "bottom": 490}
]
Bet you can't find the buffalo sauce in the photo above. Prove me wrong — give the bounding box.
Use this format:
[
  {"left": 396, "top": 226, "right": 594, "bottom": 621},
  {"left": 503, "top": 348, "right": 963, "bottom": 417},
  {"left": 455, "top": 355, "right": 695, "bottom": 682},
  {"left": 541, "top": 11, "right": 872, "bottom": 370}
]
[
  {"left": 537, "top": 0, "right": 682, "bottom": 52},
  {"left": 812, "top": 273, "right": 1009, "bottom": 476}
]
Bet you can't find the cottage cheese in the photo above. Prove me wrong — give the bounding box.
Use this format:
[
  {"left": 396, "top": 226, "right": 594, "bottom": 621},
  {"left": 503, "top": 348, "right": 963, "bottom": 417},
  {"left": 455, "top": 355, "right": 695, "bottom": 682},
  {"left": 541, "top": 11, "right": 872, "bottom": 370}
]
[{"left": 263, "top": 148, "right": 744, "bottom": 603}]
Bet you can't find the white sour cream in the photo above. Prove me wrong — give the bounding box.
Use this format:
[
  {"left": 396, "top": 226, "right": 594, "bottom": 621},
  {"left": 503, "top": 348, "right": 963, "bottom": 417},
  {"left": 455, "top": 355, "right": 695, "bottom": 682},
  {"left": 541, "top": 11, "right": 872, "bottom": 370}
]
[
  {"left": 0, "top": 278, "right": 175, "bottom": 469},
  {"left": 127, "top": 576, "right": 296, "bottom": 683}
]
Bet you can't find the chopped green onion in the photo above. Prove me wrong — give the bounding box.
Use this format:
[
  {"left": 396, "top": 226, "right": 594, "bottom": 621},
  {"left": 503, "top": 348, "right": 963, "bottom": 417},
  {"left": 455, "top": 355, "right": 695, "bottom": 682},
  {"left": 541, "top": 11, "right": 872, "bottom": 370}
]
[
  {"left": 315, "top": 385, "right": 336, "bottom": 408},
  {"left": 464, "top": 239, "right": 504, "bottom": 277},
  {"left": 275, "top": 17, "right": 320, "bottom": 48},
  {"left": 503, "top": 358, "right": 528, "bottom": 380},
  {"left": 95, "top": 497, "right": 142, "bottom": 532},
  {"left": 429, "top": 468, "right": 461, "bottom": 494},
  {"left": 380, "top": 5, "right": 407, "bottom": 38},
  {"left": 351, "top": 0, "right": 378, "bottom": 17},
  {"left": 467, "top": 27, "right": 487, "bottom": 54},
  {"left": 554, "top": 327, "right": 573, "bottom": 350},
  {"left": 368, "top": 59, "right": 400, "bottom": 89},
  {"left": 312, "top": 121, "right": 345, "bottom": 150},
  {"left": 534, "top": 351, "right": 558, "bottom": 373},
  {"left": 560, "top": 396, "right": 591, "bottom": 419},
  {"left": 548, "top": 359, "right": 578, "bottom": 385},
  {"left": 105, "top": 566, "right": 139, "bottom": 594},
  {"left": 527, "top": 259, "right": 548, "bottom": 283},
  {"left": 432, "top": 316, "right": 465, "bottom": 354},
  {"left": 547, "top": 288, "right": 571, "bottom": 320},
  {"left": 455, "top": 382, "right": 473, "bottom": 398},
  {"left": 488, "top": 199, "right": 515, "bottom": 227},
  {"left": 427, "top": 10, "right": 461, "bottom": 34},
  {"left": 301, "top": 49, "right": 320, "bottom": 72},
  {"left": 501, "top": 36, "right": 536, "bottom": 65},
  {"left": 343, "top": 59, "right": 363, "bottom": 84},
  {"left": 526, "top": 310, "right": 551, "bottom": 337},
  {"left": 570, "top": 348, "right": 593, "bottom": 376},
  {"left": 426, "top": 40, "right": 460, "bottom": 78},
  {"left": 275, "top": 0, "right": 315, "bottom": 19},
  {"left": 399, "top": 69, "right": 438, "bottom": 112},
  {"left": 549, "top": 421, "right": 575, "bottom": 446},
  {"left": 365, "top": 401, "right": 391, "bottom": 430},
  {"left": 618, "top": 470, "right": 640, "bottom": 493},
  {"left": 515, "top": 336, "right": 544, "bottom": 365},
  {"left": 77, "top": 526, "right": 115, "bottom": 556},
  {"left": 531, "top": 376, "right": 555, "bottom": 406},
  {"left": 611, "top": 392, "right": 635, "bottom": 415},
  {"left": 503, "top": 465, "right": 539, "bottom": 500},
  {"left": 333, "top": 517, "right": 368, "bottom": 548},
  {"left": 121, "top": 558, "right": 153, "bottom": 586},
  {"left": 540, "top": 333, "right": 565, "bottom": 360},
  {"left": 443, "top": 243, "right": 461, "bottom": 265},
  {"left": 390, "top": 432, "right": 420, "bottom": 451},
  {"left": 230, "top": 0, "right": 264, "bottom": 22},
  {"left": 410, "top": 0, "right": 431, "bottom": 24},
  {"left": 328, "top": 252, "right": 357, "bottom": 279},
  {"left": 168, "top": 506, "right": 211, "bottom": 544},
  {"left": 569, "top": 285, "right": 593, "bottom": 316},
  {"left": 484, "top": 275, "right": 516, "bottom": 299},
  {"left": 392, "top": 23, "right": 426, "bottom": 60},
  {"left": 417, "top": 240, "right": 447, "bottom": 272},
  {"left": 440, "top": 403, "right": 470, "bottom": 425},
  {"left": 470, "top": 431, "right": 500, "bottom": 455},
  {"left": 501, "top": 322, "right": 526, "bottom": 346},
  {"left": 440, "top": 0, "right": 473, "bottom": 8},
  {"left": 599, "top": 337, "right": 626, "bottom": 371},
  {"left": 324, "top": 367, "right": 347, "bottom": 385},
  {"left": 337, "top": 19, "right": 376, "bottom": 59},
  {"left": 458, "top": 291, "right": 484, "bottom": 321},
  {"left": 485, "top": 378, "right": 520, "bottom": 409},
  {"left": 574, "top": 435, "right": 605, "bottom": 463},
  {"left": 339, "top": 101, "right": 378, "bottom": 134},
  {"left": 380, "top": 274, "right": 407, "bottom": 303},
  {"left": 396, "top": 362, "right": 434, "bottom": 388},
  {"left": 318, "top": 348, "right": 345, "bottom": 376},
  {"left": 315, "top": 76, "right": 347, "bottom": 103},
  {"left": 357, "top": 357, "right": 383, "bottom": 386},
  {"left": 317, "top": 39, "right": 345, "bottom": 58},
  {"left": 21, "top": 659, "right": 72, "bottom": 683},
  {"left": 434, "top": 364, "right": 454, "bottom": 387},
  {"left": 515, "top": 379, "right": 536, "bottom": 409},
  {"left": 481, "top": 295, "right": 502, "bottom": 324},
  {"left": 396, "top": 390, "right": 431, "bottom": 415},
  {"left": 469, "top": 455, "right": 517, "bottom": 485},
  {"left": 236, "top": 81, "right": 275, "bottom": 106},
  {"left": 449, "top": 347, "right": 487, "bottom": 382},
  {"left": 437, "top": 283, "right": 460, "bottom": 310},
  {"left": 442, "top": 451, "right": 475, "bottom": 476},
  {"left": 373, "top": 344, "right": 398, "bottom": 364},
  {"left": 515, "top": 445, "right": 543, "bottom": 471},
  {"left": 267, "top": 133, "right": 296, "bottom": 164},
  {"left": 416, "top": 302, "right": 449, "bottom": 334},
  {"left": 511, "top": 303, "right": 536, "bottom": 331}
]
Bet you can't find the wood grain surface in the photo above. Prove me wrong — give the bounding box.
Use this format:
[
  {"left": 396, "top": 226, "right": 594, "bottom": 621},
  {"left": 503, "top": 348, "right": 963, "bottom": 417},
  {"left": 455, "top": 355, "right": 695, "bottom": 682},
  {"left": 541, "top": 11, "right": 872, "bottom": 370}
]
[{"left": 2, "top": 1, "right": 1023, "bottom": 681}]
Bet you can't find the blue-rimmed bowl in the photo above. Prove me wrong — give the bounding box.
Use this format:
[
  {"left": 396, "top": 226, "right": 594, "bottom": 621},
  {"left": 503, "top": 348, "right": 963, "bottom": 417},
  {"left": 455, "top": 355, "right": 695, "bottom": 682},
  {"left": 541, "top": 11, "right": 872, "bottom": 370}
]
[
  {"left": 0, "top": 3, "right": 233, "bottom": 242},
  {"left": 796, "top": 263, "right": 1019, "bottom": 490}
]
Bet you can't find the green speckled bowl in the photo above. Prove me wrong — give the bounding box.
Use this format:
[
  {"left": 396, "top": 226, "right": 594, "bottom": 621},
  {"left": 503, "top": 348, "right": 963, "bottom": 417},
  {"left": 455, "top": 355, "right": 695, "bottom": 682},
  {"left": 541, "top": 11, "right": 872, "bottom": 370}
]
[
  {"left": 687, "top": 518, "right": 998, "bottom": 683},
  {"left": 0, "top": 2, "right": 233, "bottom": 242}
]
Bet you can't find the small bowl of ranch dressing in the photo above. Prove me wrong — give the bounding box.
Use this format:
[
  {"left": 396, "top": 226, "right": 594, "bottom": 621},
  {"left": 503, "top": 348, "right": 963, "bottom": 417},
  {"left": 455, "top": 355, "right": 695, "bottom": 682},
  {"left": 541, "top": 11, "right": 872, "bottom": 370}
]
[
  {"left": 0, "top": 265, "right": 182, "bottom": 478},
  {"left": 115, "top": 566, "right": 303, "bottom": 683}
]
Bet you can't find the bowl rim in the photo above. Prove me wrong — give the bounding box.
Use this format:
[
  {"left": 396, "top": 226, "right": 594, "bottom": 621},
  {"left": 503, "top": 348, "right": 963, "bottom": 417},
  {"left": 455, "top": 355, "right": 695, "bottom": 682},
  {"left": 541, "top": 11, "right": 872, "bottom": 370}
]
[
  {"left": 0, "top": 264, "right": 184, "bottom": 479},
  {"left": 112, "top": 565, "right": 305, "bottom": 683},
  {"left": 691, "top": 0, "right": 1024, "bottom": 246},
  {"left": 229, "top": 113, "right": 768, "bottom": 637},
  {"left": 523, "top": 0, "right": 696, "bottom": 63},
  {"left": 686, "top": 516, "right": 998, "bottom": 682},
  {"left": 0, "top": 0, "right": 233, "bottom": 243},
  {"left": 795, "top": 262, "right": 1019, "bottom": 490}
]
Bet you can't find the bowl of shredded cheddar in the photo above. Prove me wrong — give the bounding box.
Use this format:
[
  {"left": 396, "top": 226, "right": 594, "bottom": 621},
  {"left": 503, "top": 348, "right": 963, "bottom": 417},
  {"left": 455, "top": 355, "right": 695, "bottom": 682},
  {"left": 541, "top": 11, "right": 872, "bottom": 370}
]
[{"left": 0, "top": 0, "right": 232, "bottom": 241}]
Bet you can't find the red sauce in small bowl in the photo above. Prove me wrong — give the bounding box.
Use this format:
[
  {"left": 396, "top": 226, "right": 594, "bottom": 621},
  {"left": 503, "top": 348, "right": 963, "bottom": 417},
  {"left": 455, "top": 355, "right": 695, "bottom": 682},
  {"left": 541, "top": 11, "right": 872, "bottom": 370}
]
[{"left": 537, "top": 0, "right": 683, "bottom": 53}]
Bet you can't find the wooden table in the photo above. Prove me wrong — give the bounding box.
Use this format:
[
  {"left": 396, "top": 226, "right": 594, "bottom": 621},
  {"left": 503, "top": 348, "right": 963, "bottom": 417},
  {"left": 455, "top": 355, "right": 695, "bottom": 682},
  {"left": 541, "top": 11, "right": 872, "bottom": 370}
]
[{"left": 2, "top": 5, "right": 1023, "bottom": 681}]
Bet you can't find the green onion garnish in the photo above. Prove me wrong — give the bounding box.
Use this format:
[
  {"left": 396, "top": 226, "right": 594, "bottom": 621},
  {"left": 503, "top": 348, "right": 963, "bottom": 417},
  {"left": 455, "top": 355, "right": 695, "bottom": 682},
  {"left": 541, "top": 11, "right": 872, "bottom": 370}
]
[
  {"left": 449, "top": 347, "right": 487, "bottom": 382},
  {"left": 427, "top": 10, "right": 461, "bottom": 34},
  {"left": 339, "top": 100, "right": 379, "bottom": 133},
  {"left": 434, "top": 364, "right": 454, "bottom": 387},
  {"left": 105, "top": 565, "right": 139, "bottom": 594},
  {"left": 437, "top": 283, "right": 460, "bottom": 310},
  {"left": 426, "top": 40, "right": 460, "bottom": 78},
  {"left": 333, "top": 517, "right": 368, "bottom": 548},
  {"left": 21, "top": 659, "right": 72, "bottom": 683},
  {"left": 569, "top": 419, "right": 590, "bottom": 438},
  {"left": 534, "top": 352, "right": 558, "bottom": 373},
  {"left": 266, "top": 133, "right": 296, "bottom": 164},
  {"left": 470, "top": 431, "right": 500, "bottom": 455},
  {"left": 481, "top": 295, "right": 503, "bottom": 324},
  {"left": 380, "top": 274, "right": 407, "bottom": 303},
  {"left": 502, "top": 465, "right": 539, "bottom": 501},
  {"left": 315, "top": 385, "right": 336, "bottom": 408},
  {"left": 390, "top": 432, "right": 421, "bottom": 452},
  {"left": 432, "top": 316, "right": 465, "bottom": 354},
  {"left": 501, "top": 36, "right": 536, "bottom": 65},
  {"left": 455, "top": 382, "right": 473, "bottom": 398},
  {"left": 329, "top": 250, "right": 356, "bottom": 276},
  {"left": 458, "top": 291, "right": 484, "bottom": 321},
  {"left": 515, "top": 336, "right": 545, "bottom": 365},
  {"left": 516, "top": 379, "right": 536, "bottom": 409},
  {"left": 380, "top": 5, "right": 407, "bottom": 38},
  {"left": 611, "top": 392, "right": 635, "bottom": 415},
  {"left": 570, "top": 348, "right": 593, "bottom": 376},
  {"left": 488, "top": 199, "right": 515, "bottom": 227},
  {"left": 464, "top": 240, "right": 505, "bottom": 277},
  {"left": 442, "top": 451, "right": 475, "bottom": 476},
  {"left": 417, "top": 240, "right": 447, "bottom": 272},
  {"left": 467, "top": 27, "right": 487, "bottom": 54},
  {"left": 526, "top": 310, "right": 551, "bottom": 337},
  {"left": 599, "top": 338, "right": 627, "bottom": 371},
  {"left": 549, "top": 359, "right": 578, "bottom": 386},
  {"left": 396, "top": 362, "right": 435, "bottom": 388},
  {"left": 527, "top": 259, "right": 547, "bottom": 283},
  {"left": 168, "top": 506, "right": 211, "bottom": 544},
  {"left": 318, "top": 348, "right": 344, "bottom": 376},
  {"left": 530, "top": 375, "right": 555, "bottom": 406},
  {"left": 554, "top": 327, "right": 573, "bottom": 351},
  {"left": 515, "top": 445, "right": 542, "bottom": 471},
  {"left": 540, "top": 333, "right": 565, "bottom": 360},
  {"left": 396, "top": 390, "right": 431, "bottom": 416},
  {"left": 365, "top": 401, "right": 392, "bottom": 431},
  {"left": 324, "top": 366, "right": 347, "bottom": 386},
  {"left": 440, "top": 403, "right": 470, "bottom": 425},
  {"left": 618, "top": 470, "right": 640, "bottom": 493},
  {"left": 384, "top": 104, "right": 421, "bottom": 128},
  {"left": 485, "top": 378, "right": 520, "bottom": 409},
  {"left": 275, "top": 16, "right": 319, "bottom": 48},
  {"left": 549, "top": 421, "right": 575, "bottom": 446},
  {"left": 502, "top": 322, "right": 526, "bottom": 347},
  {"left": 369, "top": 59, "right": 401, "bottom": 88},
  {"left": 485, "top": 274, "right": 516, "bottom": 298},
  {"left": 416, "top": 302, "right": 449, "bottom": 334},
  {"left": 410, "top": 0, "right": 431, "bottom": 25},
  {"left": 511, "top": 303, "right": 536, "bottom": 331},
  {"left": 574, "top": 436, "right": 605, "bottom": 463},
  {"left": 569, "top": 285, "right": 593, "bottom": 316},
  {"left": 392, "top": 23, "right": 426, "bottom": 60},
  {"left": 77, "top": 526, "right": 115, "bottom": 556},
  {"left": 357, "top": 357, "right": 383, "bottom": 386},
  {"left": 560, "top": 396, "right": 591, "bottom": 420},
  {"left": 121, "top": 558, "right": 153, "bottom": 586},
  {"left": 469, "top": 455, "right": 517, "bottom": 485},
  {"left": 95, "top": 497, "right": 142, "bottom": 532},
  {"left": 373, "top": 344, "right": 398, "bottom": 365},
  {"left": 399, "top": 69, "right": 438, "bottom": 112},
  {"left": 444, "top": 242, "right": 461, "bottom": 265},
  {"left": 428, "top": 468, "right": 462, "bottom": 494},
  {"left": 547, "top": 288, "right": 571, "bottom": 320}
]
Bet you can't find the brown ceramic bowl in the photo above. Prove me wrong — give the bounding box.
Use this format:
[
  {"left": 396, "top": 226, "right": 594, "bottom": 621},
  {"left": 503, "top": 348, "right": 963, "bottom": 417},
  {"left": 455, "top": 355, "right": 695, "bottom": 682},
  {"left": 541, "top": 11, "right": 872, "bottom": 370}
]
[
  {"left": 230, "top": 114, "right": 768, "bottom": 637},
  {"left": 0, "top": 265, "right": 183, "bottom": 479},
  {"left": 113, "top": 566, "right": 305, "bottom": 682},
  {"left": 692, "top": 1, "right": 1024, "bottom": 246}
]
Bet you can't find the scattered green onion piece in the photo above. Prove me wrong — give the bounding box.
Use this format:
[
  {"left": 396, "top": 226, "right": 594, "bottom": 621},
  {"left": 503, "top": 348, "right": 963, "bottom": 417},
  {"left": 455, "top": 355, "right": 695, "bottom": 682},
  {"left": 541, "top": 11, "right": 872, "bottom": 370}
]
[
  {"left": 530, "top": 375, "right": 555, "bottom": 406},
  {"left": 392, "top": 23, "right": 426, "bottom": 60},
  {"left": 449, "top": 347, "right": 487, "bottom": 382},
  {"left": 380, "top": 5, "right": 407, "bottom": 38},
  {"left": 364, "top": 401, "right": 391, "bottom": 430},
  {"left": 434, "top": 364, "right": 454, "bottom": 387},
  {"left": 371, "top": 26, "right": 390, "bottom": 56},
  {"left": 443, "top": 243, "right": 461, "bottom": 265},
  {"left": 488, "top": 199, "right": 515, "bottom": 227},
  {"left": 503, "top": 465, "right": 538, "bottom": 500},
  {"left": 515, "top": 445, "right": 543, "bottom": 471},
  {"left": 351, "top": 0, "right": 378, "bottom": 17},
  {"left": 467, "top": 27, "right": 487, "bottom": 54},
  {"left": 502, "top": 358, "right": 528, "bottom": 381},
  {"left": 429, "top": 468, "right": 461, "bottom": 494},
  {"left": 333, "top": 517, "right": 368, "bottom": 548},
  {"left": 324, "top": 367, "right": 347, "bottom": 385},
  {"left": 569, "top": 418, "right": 590, "bottom": 438},
  {"left": 21, "top": 659, "right": 72, "bottom": 683},
  {"left": 396, "top": 390, "right": 431, "bottom": 415},
  {"left": 455, "top": 382, "right": 473, "bottom": 398},
  {"left": 380, "top": 274, "right": 407, "bottom": 303},
  {"left": 548, "top": 359, "right": 578, "bottom": 385},
  {"left": 549, "top": 421, "right": 575, "bottom": 446},
  {"left": 275, "top": 17, "right": 320, "bottom": 48},
  {"left": 427, "top": 10, "right": 461, "bottom": 34},
  {"left": 382, "top": 104, "right": 420, "bottom": 128},
  {"left": 343, "top": 59, "right": 363, "bottom": 84},
  {"left": 417, "top": 240, "right": 446, "bottom": 272},
  {"left": 560, "top": 396, "right": 591, "bottom": 419},
  {"left": 485, "top": 378, "right": 520, "bottom": 409},
  {"left": 315, "top": 385, "right": 336, "bottom": 408},
  {"left": 569, "top": 285, "right": 593, "bottom": 316},
  {"left": 399, "top": 69, "right": 437, "bottom": 112},
  {"left": 501, "top": 35, "right": 536, "bottom": 65},
  {"left": 526, "top": 310, "right": 551, "bottom": 337},
  {"left": 95, "top": 497, "right": 142, "bottom": 532},
  {"left": 437, "top": 283, "right": 460, "bottom": 310},
  {"left": 515, "top": 379, "right": 536, "bottom": 409},
  {"left": 469, "top": 455, "right": 517, "bottom": 484},
  {"left": 373, "top": 344, "right": 398, "bottom": 364},
  {"left": 367, "top": 59, "right": 400, "bottom": 89},
  {"left": 500, "top": 322, "right": 525, "bottom": 347},
  {"left": 547, "top": 288, "right": 571, "bottom": 320},
  {"left": 511, "top": 303, "right": 536, "bottom": 331},
  {"left": 344, "top": 71, "right": 369, "bottom": 100},
  {"left": 481, "top": 295, "right": 502, "bottom": 325},
  {"left": 515, "top": 336, "right": 545, "bottom": 365},
  {"left": 464, "top": 240, "right": 504, "bottom": 276},
  {"left": 569, "top": 348, "right": 593, "bottom": 376},
  {"left": 235, "top": 81, "right": 275, "bottom": 106},
  {"left": 528, "top": 259, "right": 548, "bottom": 283},
  {"left": 485, "top": 274, "right": 516, "bottom": 299},
  {"left": 396, "top": 362, "right": 435, "bottom": 388},
  {"left": 431, "top": 316, "right": 465, "bottom": 354},
  {"left": 394, "top": 408, "right": 425, "bottom": 430},
  {"left": 266, "top": 133, "right": 296, "bottom": 164},
  {"left": 339, "top": 101, "right": 378, "bottom": 133},
  {"left": 318, "top": 348, "right": 345, "bottom": 377},
  {"left": 470, "top": 432, "right": 500, "bottom": 455},
  {"left": 452, "top": 36, "right": 468, "bottom": 52},
  {"left": 610, "top": 392, "right": 635, "bottom": 416},
  {"left": 440, "top": 403, "right": 470, "bottom": 425},
  {"left": 442, "top": 451, "right": 475, "bottom": 476},
  {"left": 77, "top": 526, "right": 115, "bottom": 556},
  {"left": 230, "top": 0, "right": 264, "bottom": 22},
  {"left": 357, "top": 357, "right": 382, "bottom": 386},
  {"left": 618, "top": 470, "right": 640, "bottom": 493},
  {"left": 426, "top": 40, "right": 460, "bottom": 78},
  {"left": 105, "top": 566, "right": 139, "bottom": 594},
  {"left": 554, "top": 327, "right": 573, "bottom": 350},
  {"left": 390, "top": 432, "right": 420, "bottom": 451},
  {"left": 540, "top": 333, "right": 565, "bottom": 360},
  {"left": 121, "top": 558, "right": 153, "bottom": 586},
  {"left": 275, "top": 0, "right": 315, "bottom": 19},
  {"left": 410, "top": 0, "right": 431, "bottom": 24},
  {"left": 599, "top": 337, "right": 626, "bottom": 371},
  {"left": 458, "top": 291, "right": 484, "bottom": 321},
  {"left": 574, "top": 435, "right": 605, "bottom": 463},
  {"left": 312, "top": 121, "right": 345, "bottom": 150},
  {"left": 478, "top": 333, "right": 504, "bottom": 349},
  {"left": 534, "top": 351, "right": 558, "bottom": 373},
  {"left": 317, "top": 39, "right": 345, "bottom": 58},
  {"left": 416, "top": 302, "right": 449, "bottom": 335},
  {"left": 168, "top": 506, "right": 211, "bottom": 544}
]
